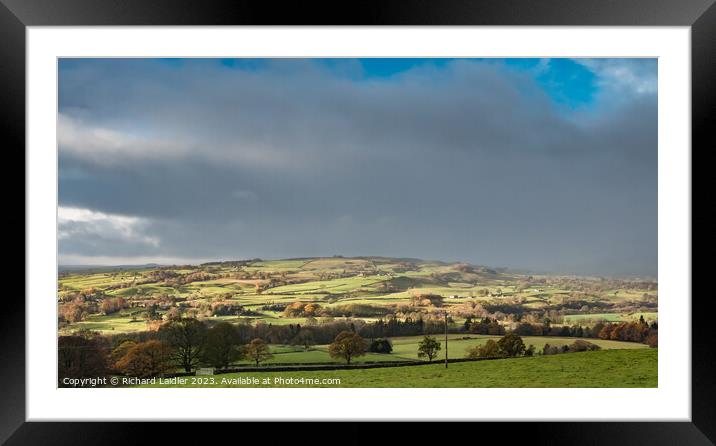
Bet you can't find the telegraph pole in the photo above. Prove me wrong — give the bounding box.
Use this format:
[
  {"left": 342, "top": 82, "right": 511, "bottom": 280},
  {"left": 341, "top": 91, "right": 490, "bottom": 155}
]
[{"left": 445, "top": 311, "right": 449, "bottom": 369}]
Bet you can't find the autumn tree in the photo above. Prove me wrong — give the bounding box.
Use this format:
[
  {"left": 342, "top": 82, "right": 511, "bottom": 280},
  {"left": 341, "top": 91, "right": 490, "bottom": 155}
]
[
  {"left": 465, "top": 339, "right": 500, "bottom": 358},
  {"left": 100, "top": 296, "right": 127, "bottom": 315},
  {"left": 542, "top": 343, "right": 561, "bottom": 355},
  {"left": 165, "top": 306, "right": 183, "bottom": 321},
  {"left": 465, "top": 344, "right": 480, "bottom": 359},
  {"left": 328, "top": 331, "right": 367, "bottom": 364},
  {"left": 567, "top": 339, "right": 601, "bottom": 353},
  {"left": 497, "top": 332, "right": 526, "bottom": 357},
  {"left": 284, "top": 301, "right": 306, "bottom": 317},
  {"left": 303, "top": 303, "right": 322, "bottom": 317},
  {"left": 417, "top": 335, "right": 441, "bottom": 361},
  {"left": 60, "top": 303, "right": 86, "bottom": 323},
  {"left": 110, "top": 339, "right": 138, "bottom": 370},
  {"left": 159, "top": 317, "right": 207, "bottom": 372},
  {"left": 244, "top": 338, "right": 273, "bottom": 366},
  {"left": 115, "top": 340, "right": 173, "bottom": 378}
]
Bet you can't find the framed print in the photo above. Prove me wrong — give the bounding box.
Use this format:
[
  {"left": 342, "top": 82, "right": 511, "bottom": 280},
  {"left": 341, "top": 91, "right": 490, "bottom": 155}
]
[{"left": 4, "top": 0, "right": 713, "bottom": 443}]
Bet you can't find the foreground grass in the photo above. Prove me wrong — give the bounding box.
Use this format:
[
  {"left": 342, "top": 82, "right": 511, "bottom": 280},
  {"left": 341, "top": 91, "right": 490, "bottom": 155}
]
[{"left": 137, "top": 348, "right": 657, "bottom": 388}]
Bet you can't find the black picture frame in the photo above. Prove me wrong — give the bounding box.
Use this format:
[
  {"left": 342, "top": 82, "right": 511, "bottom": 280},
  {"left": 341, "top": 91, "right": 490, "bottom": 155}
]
[{"left": 3, "top": 0, "right": 711, "bottom": 443}]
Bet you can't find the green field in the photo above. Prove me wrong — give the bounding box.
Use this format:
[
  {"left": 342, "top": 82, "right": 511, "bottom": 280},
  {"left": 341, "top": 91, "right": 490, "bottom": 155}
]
[
  {"left": 64, "top": 311, "right": 149, "bottom": 334},
  {"left": 137, "top": 349, "right": 657, "bottom": 388},
  {"left": 562, "top": 312, "right": 658, "bottom": 324},
  {"left": 58, "top": 256, "right": 658, "bottom": 341},
  {"left": 232, "top": 344, "right": 407, "bottom": 365},
  {"left": 225, "top": 335, "right": 646, "bottom": 365},
  {"left": 386, "top": 334, "right": 648, "bottom": 360},
  {"left": 59, "top": 257, "right": 658, "bottom": 389}
]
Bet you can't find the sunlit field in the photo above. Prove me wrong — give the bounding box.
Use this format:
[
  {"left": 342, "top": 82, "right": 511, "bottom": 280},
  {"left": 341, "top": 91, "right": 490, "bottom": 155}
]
[
  {"left": 59, "top": 257, "right": 657, "bottom": 336},
  {"left": 137, "top": 349, "right": 657, "bottom": 388}
]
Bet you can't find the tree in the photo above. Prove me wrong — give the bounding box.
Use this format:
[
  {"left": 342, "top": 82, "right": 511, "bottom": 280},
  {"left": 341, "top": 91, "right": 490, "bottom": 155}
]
[
  {"left": 598, "top": 324, "right": 613, "bottom": 339},
  {"left": 465, "top": 339, "right": 500, "bottom": 358},
  {"left": 542, "top": 343, "right": 561, "bottom": 355},
  {"left": 417, "top": 335, "right": 441, "bottom": 361},
  {"left": 110, "top": 339, "right": 138, "bottom": 370},
  {"left": 144, "top": 303, "right": 161, "bottom": 321},
  {"left": 497, "top": 332, "right": 526, "bottom": 357},
  {"left": 524, "top": 344, "right": 536, "bottom": 357},
  {"left": 303, "top": 303, "right": 322, "bottom": 317},
  {"left": 101, "top": 296, "right": 127, "bottom": 315},
  {"left": 202, "top": 322, "right": 243, "bottom": 369},
  {"left": 159, "top": 318, "right": 207, "bottom": 372},
  {"left": 115, "top": 340, "right": 173, "bottom": 378},
  {"left": 567, "top": 339, "right": 601, "bottom": 353},
  {"left": 463, "top": 317, "right": 473, "bottom": 332},
  {"left": 58, "top": 334, "right": 109, "bottom": 383},
  {"left": 368, "top": 338, "right": 393, "bottom": 354},
  {"left": 291, "top": 330, "right": 315, "bottom": 350},
  {"left": 60, "top": 303, "right": 86, "bottom": 323},
  {"left": 244, "top": 338, "right": 273, "bottom": 366},
  {"left": 328, "top": 331, "right": 367, "bottom": 364},
  {"left": 101, "top": 299, "right": 115, "bottom": 315},
  {"left": 165, "top": 306, "right": 183, "bottom": 321}
]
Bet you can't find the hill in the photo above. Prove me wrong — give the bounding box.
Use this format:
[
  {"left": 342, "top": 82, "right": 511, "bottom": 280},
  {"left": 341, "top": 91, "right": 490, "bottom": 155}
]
[{"left": 58, "top": 256, "right": 658, "bottom": 336}]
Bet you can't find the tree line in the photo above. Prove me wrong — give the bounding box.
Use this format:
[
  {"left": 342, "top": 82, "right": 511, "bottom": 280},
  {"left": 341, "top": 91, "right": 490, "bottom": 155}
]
[
  {"left": 59, "top": 319, "right": 279, "bottom": 382},
  {"left": 59, "top": 319, "right": 388, "bottom": 382},
  {"left": 58, "top": 315, "right": 657, "bottom": 384},
  {"left": 501, "top": 316, "right": 658, "bottom": 347}
]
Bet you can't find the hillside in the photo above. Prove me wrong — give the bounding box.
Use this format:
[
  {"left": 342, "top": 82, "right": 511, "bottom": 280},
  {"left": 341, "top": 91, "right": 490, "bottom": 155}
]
[{"left": 58, "top": 256, "right": 658, "bottom": 336}]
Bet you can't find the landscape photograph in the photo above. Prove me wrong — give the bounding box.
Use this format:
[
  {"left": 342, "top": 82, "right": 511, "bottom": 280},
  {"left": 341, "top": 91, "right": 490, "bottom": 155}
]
[{"left": 57, "top": 57, "right": 657, "bottom": 388}]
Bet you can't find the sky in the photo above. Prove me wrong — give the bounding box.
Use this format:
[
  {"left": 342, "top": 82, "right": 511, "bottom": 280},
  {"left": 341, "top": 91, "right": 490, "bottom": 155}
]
[{"left": 58, "top": 58, "right": 657, "bottom": 277}]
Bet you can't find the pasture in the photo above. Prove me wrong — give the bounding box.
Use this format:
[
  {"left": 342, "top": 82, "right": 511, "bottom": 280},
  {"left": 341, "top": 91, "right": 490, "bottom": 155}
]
[
  {"left": 562, "top": 312, "right": 658, "bottom": 324},
  {"left": 137, "top": 348, "right": 657, "bottom": 388},
  {"left": 58, "top": 256, "right": 658, "bottom": 337},
  {"left": 219, "top": 334, "right": 648, "bottom": 365},
  {"left": 386, "top": 334, "right": 648, "bottom": 361}
]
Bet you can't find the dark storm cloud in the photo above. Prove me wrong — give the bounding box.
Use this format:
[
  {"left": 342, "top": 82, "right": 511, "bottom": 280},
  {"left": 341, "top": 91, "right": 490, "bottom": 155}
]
[{"left": 58, "top": 58, "right": 657, "bottom": 276}]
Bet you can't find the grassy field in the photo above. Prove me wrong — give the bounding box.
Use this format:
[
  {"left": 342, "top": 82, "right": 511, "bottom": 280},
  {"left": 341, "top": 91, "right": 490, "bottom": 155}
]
[
  {"left": 563, "top": 312, "right": 658, "bottom": 324},
  {"left": 60, "top": 257, "right": 658, "bottom": 389},
  {"left": 386, "top": 334, "right": 648, "bottom": 360},
  {"left": 137, "top": 348, "right": 657, "bottom": 388},
  {"left": 58, "top": 256, "right": 658, "bottom": 335},
  {"left": 223, "top": 335, "right": 647, "bottom": 365},
  {"left": 62, "top": 311, "right": 148, "bottom": 334},
  {"left": 232, "top": 344, "right": 408, "bottom": 365}
]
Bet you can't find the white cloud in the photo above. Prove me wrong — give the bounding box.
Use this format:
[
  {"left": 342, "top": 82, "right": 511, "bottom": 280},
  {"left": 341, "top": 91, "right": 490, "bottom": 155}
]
[
  {"left": 58, "top": 113, "right": 195, "bottom": 164},
  {"left": 575, "top": 59, "right": 657, "bottom": 95},
  {"left": 58, "top": 206, "right": 159, "bottom": 248},
  {"left": 58, "top": 113, "right": 300, "bottom": 169}
]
